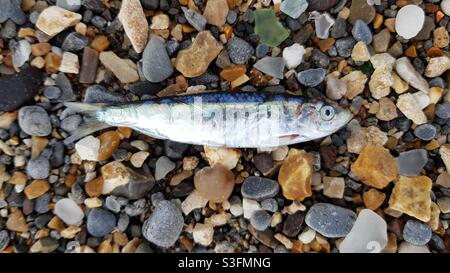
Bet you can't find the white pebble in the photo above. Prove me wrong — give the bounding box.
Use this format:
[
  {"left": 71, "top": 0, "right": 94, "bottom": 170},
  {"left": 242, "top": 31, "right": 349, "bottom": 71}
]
[
  {"left": 75, "top": 136, "right": 100, "bottom": 161},
  {"left": 395, "top": 5, "right": 425, "bottom": 39},
  {"left": 298, "top": 227, "right": 316, "bottom": 244},
  {"left": 282, "top": 43, "right": 305, "bottom": 69},
  {"left": 55, "top": 198, "right": 84, "bottom": 226},
  {"left": 442, "top": 0, "right": 450, "bottom": 16}
]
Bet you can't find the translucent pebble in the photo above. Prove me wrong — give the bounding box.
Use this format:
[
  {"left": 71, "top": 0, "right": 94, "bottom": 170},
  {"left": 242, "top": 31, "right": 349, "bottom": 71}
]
[
  {"left": 310, "top": 11, "right": 335, "bottom": 39},
  {"left": 54, "top": 198, "right": 84, "bottom": 226}
]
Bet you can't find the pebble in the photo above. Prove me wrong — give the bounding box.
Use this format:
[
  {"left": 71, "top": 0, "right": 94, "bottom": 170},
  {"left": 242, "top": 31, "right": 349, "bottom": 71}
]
[
  {"left": 193, "top": 223, "right": 214, "bottom": 246},
  {"left": 396, "top": 149, "right": 428, "bottom": 177},
  {"left": 250, "top": 210, "right": 272, "bottom": 231},
  {"left": 75, "top": 136, "right": 100, "bottom": 161},
  {"left": 117, "top": 0, "right": 148, "bottom": 53},
  {"left": 11, "top": 40, "right": 31, "bottom": 68},
  {"left": 6, "top": 208, "right": 28, "bottom": 232},
  {"left": 150, "top": 14, "right": 170, "bottom": 30},
  {"left": 142, "top": 200, "right": 184, "bottom": 248},
  {"left": 55, "top": 198, "right": 84, "bottom": 226},
  {"left": 253, "top": 57, "right": 285, "bottom": 79},
  {"left": 62, "top": 32, "right": 89, "bottom": 52},
  {"left": 36, "top": 6, "right": 82, "bottom": 36},
  {"left": 87, "top": 208, "right": 116, "bottom": 237},
  {"left": 323, "top": 176, "right": 345, "bottom": 199},
  {"left": 57, "top": 0, "right": 81, "bottom": 11},
  {"left": 440, "top": 145, "right": 450, "bottom": 172},
  {"left": 226, "top": 36, "right": 254, "bottom": 65},
  {"left": 83, "top": 85, "right": 125, "bottom": 103},
  {"left": 99, "top": 51, "right": 139, "bottom": 83},
  {"left": 396, "top": 93, "right": 428, "bottom": 125},
  {"left": 204, "top": 146, "right": 240, "bottom": 170},
  {"left": 442, "top": 0, "right": 450, "bottom": 16},
  {"left": 376, "top": 97, "right": 398, "bottom": 121},
  {"left": 175, "top": 31, "right": 223, "bottom": 78},
  {"left": 181, "top": 7, "right": 206, "bottom": 32},
  {"left": 0, "top": 0, "right": 26, "bottom": 24},
  {"left": 26, "top": 157, "right": 50, "bottom": 180},
  {"left": 59, "top": 52, "right": 79, "bottom": 74},
  {"left": 342, "top": 70, "right": 367, "bottom": 99},
  {"left": 154, "top": 156, "right": 176, "bottom": 180},
  {"left": 243, "top": 198, "right": 262, "bottom": 219},
  {"left": 282, "top": 212, "right": 305, "bottom": 237},
  {"left": 18, "top": 106, "right": 52, "bottom": 136},
  {"left": 297, "top": 68, "right": 326, "bottom": 87},
  {"left": 351, "top": 144, "right": 398, "bottom": 189},
  {"left": 181, "top": 190, "right": 208, "bottom": 215},
  {"left": 362, "top": 188, "right": 385, "bottom": 211},
  {"left": 194, "top": 164, "right": 234, "bottom": 203},
  {"left": 398, "top": 242, "right": 430, "bottom": 253},
  {"left": 335, "top": 37, "right": 356, "bottom": 58},
  {"left": 414, "top": 124, "right": 436, "bottom": 141},
  {"left": 241, "top": 176, "right": 279, "bottom": 201},
  {"left": 281, "top": 0, "right": 308, "bottom": 19},
  {"left": 388, "top": 176, "right": 432, "bottom": 222},
  {"left": 395, "top": 5, "right": 425, "bottom": 39},
  {"left": 282, "top": 43, "right": 305, "bottom": 69},
  {"left": 305, "top": 203, "right": 357, "bottom": 238},
  {"left": 203, "top": 0, "right": 228, "bottom": 27},
  {"left": 403, "top": 220, "right": 432, "bottom": 246},
  {"left": 352, "top": 20, "right": 372, "bottom": 45},
  {"left": 254, "top": 9, "right": 290, "bottom": 47},
  {"left": 311, "top": 11, "right": 335, "bottom": 39},
  {"left": 278, "top": 148, "right": 313, "bottom": 201},
  {"left": 425, "top": 56, "right": 450, "bottom": 78},
  {"left": 436, "top": 172, "right": 450, "bottom": 188},
  {"left": 24, "top": 179, "right": 50, "bottom": 200},
  {"left": 164, "top": 141, "right": 189, "bottom": 159},
  {"left": 348, "top": 0, "right": 376, "bottom": 24},
  {"left": 0, "top": 230, "right": 9, "bottom": 252},
  {"left": 339, "top": 209, "right": 387, "bottom": 253},
  {"left": 351, "top": 41, "right": 370, "bottom": 62},
  {"left": 436, "top": 102, "right": 450, "bottom": 119}
]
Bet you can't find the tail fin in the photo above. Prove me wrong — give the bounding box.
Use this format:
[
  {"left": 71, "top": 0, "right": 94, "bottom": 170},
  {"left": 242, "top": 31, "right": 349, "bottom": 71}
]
[{"left": 63, "top": 102, "right": 111, "bottom": 145}]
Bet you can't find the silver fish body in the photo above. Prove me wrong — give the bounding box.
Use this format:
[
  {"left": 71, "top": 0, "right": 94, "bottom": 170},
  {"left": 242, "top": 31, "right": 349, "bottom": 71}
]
[{"left": 67, "top": 92, "right": 352, "bottom": 148}]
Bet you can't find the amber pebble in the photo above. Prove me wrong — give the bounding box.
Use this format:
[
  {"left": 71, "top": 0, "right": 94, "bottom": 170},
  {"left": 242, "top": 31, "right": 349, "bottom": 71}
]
[
  {"left": 316, "top": 38, "right": 335, "bottom": 52},
  {"left": 278, "top": 148, "right": 313, "bottom": 201},
  {"left": 194, "top": 163, "right": 235, "bottom": 203},
  {"left": 97, "top": 131, "right": 120, "bottom": 161},
  {"left": 405, "top": 45, "right": 417, "bottom": 58},
  {"left": 373, "top": 14, "right": 383, "bottom": 29},
  {"left": 47, "top": 216, "right": 65, "bottom": 231},
  {"left": 8, "top": 171, "right": 27, "bottom": 185},
  {"left": 45, "top": 53, "right": 61, "bottom": 74},
  {"left": 224, "top": 25, "right": 233, "bottom": 40},
  {"left": 65, "top": 173, "right": 77, "bottom": 188},
  {"left": 85, "top": 176, "right": 104, "bottom": 198},
  {"left": 436, "top": 10, "right": 445, "bottom": 23},
  {"left": 182, "top": 24, "right": 196, "bottom": 33},
  {"left": 249, "top": 68, "right": 271, "bottom": 86},
  {"left": 362, "top": 188, "right": 386, "bottom": 210},
  {"left": 220, "top": 65, "right": 247, "bottom": 82},
  {"left": 117, "top": 127, "right": 132, "bottom": 138},
  {"left": 91, "top": 35, "right": 110, "bottom": 52},
  {"left": 427, "top": 47, "right": 443, "bottom": 57},
  {"left": 18, "top": 27, "right": 36, "bottom": 38},
  {"left": 24, "top": 179, "right": 50, "bottom": 200}
]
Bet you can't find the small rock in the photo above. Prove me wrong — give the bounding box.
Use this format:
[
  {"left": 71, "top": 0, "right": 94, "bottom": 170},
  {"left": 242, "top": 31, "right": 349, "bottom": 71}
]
[
  {"left": 311, "top": 11, "right": 335, "bottom": 39},
  {"left": 226, "top": 36, "right": 254, "bottom": 65},
  {"left": 388, "top": 176, "right": 432, "bottom": 222},
  {"left": 203, "top": 0, "right": 228, "bottom": 27},
  {"left": 441, "top": 0, "right": 450, "bottom": 16},
  {"left": 11, "top": 40, "right": 31, "bottom": 68},
  {"left": 305, "top": 203, "right": 357, "bottom": 238},
  {"left": 352, "top": 20, "right": 372, "bottom": 45},
  {"left": 118, "top": 0, "right": 148, "bottom": 53},
  {"left": 348, "top": 0, "right": 376, "bottom": 24},
  {"left": 342, "top": 70, "right": 368, "bottom": 99},
  {"left": 142, "top": 200, "right": 184, "bottom": 248},
  {"left": 6, "top": 208, "right": 28, "bottom": 232},
  {"left": 181, "top": 190, "right": 209, "bottom": 215},
  {"left": 99, "top": 51, "right": 139, "bottom": 83},
  {"left": 281, "top": 0, "right": 308, "bottom": 19},
  {"left": 395, "top": 57, "right": 429, "bottom": 93},
  {"left": 298, "top": 227, "right": 316, "bottom": 244},
  {"left": 398, "top": 242, "right": 430, "bottom": 253},
  {"left": 241, "top": 176, "right": 279, "bottom": 201},
  {"left": 403, "top": 220, "right": 432, "bottom": 246},
  {"left": 250, "top": 210, "right": 272, "bottom": 231},
  {"left": 323, "top": 176, "right": 345, "bottom": 199},
  {"left": 282, "top": 212, "right": 305, "bottom": 237},
  {"left": 436, "top": 172, "right": 450, "bottom": 188},
  {"left": 278, "top": 148, "right": 313, "bottom": 201},
  {"left": 26, "top": 157, "right": 50, "bottom": 180},
  {"left": 351, "top": 143, "right": 398, "bottom": 189},
  {"left": 181, "top": 7, "right": 206, "bottom": 32},
  {"left": 150, "top": 13, "right": 170, "bottom": 30},
  {"left": 59, "top": 52, "right": 79, "bottom": 74},
  {"left": 433, "top": 26, "right": 449, "bottom": 48},
  {"left": 55, "top": 198, "right": 84, "bottom": 226},
  {"left": 75, "top": 136, "right": 100, "bottom": 161},
  {"left": 351, "top": 41, "right": 370, "bottom": 62},
  {"left": 24, "top": 179, "right": 50, "bottom": 200},
  {"left": 87, "top": 208, "right": 116, "bottom": 237},
  {"left": 253, "top": 57, "right": 285, "bottom": 79},
  {"left": 376, "top": 97, "right": 398, "bottom": 121},
  {"left": 396, "top": 93, "right": 428, "bottom": 125},
  {"left": 175, "top": 31, "right": 223, "bottom": 78},
  {"left": 164, "top": 141, "right": 189, "bottom": 159},
  {"left": 440, "top": 144, "right": 450, "bottom": 172},
  {"left": 339, "top": 209, "right": 387, "bottom": 253},
  {"left": 204, "top": 146, "right": 240, "bottom": 170},
  {"left": 396, "top": 149, "right": 428, "bottom": 177},
  {"left": 395, "top": 5, "right": 425, "bottom": 39},
  {"left": 362, "top": 188, "right": 386, "bottom": 211},
  {"left": 326, "top": 75, "right": 347, "bottom": 100},
  {"left": 18, "top": 106, "right": 52, "bottom": 136},
  {"left": 142, "top": 37, "right": 173, "bottom": 82},
  {"left": 83, "top": 85, "right": 125, "bottom": 103},
  {"left": 425, "top": 56, "right": 450, "bottom": 78},
  {"left": 436, "top": 102, "right": 450, "bottom": 119},
  {"left": 282, "top": 43, "right": 305, "bottom": 69},
  {"left": 253, "top": 153, "right": 274, "bottom": 173},
  {"left": 57, "top": 0, "right": 81, "bottom": 11},
  {"left": 297, "top": 68, "right": 326, "bottom": 87},
  {"left": 0, "top": 230, "right": 9, "bottom": 252},
  {"left": 62, "top": 32, "right": 89, "bottom": 52},
  {"left": 437, "top": 197, "right": 450, "bottom": 213},
  {"left": 193, "top": 223, "right": 214, "bottom": 246},
  {"left": 414, "top": 124, "right": 436, "bottom": 141},
  {"left": 154, "top": 156, "right": 176, "bottom": 180},
  {"left": 369, "top": 65, "right": 394, "bottom": 99},
  {"left": 194, "top": 164, "right": 235, "bottom": 203},
  {"left": 243, "top": 198, "right": 262, "bottom": 219},
  {"left": 36, "top": 6, "right": 82, "bottom": 36}
]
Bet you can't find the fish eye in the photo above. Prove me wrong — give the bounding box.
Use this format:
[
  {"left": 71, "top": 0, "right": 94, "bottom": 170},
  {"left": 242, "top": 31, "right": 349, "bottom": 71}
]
[{"left": 320, "top": 105, "right": 335, "bottom": 121}]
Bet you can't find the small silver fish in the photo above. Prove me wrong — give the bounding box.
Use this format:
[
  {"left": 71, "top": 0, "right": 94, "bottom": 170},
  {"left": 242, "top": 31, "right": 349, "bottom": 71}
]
[{"left": 64, "top": 92, "right": 352, "bottom": 148}]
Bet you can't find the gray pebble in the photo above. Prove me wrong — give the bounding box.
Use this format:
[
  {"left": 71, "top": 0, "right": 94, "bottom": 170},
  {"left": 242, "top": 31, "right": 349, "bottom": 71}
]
[
  {"left": 105, "top": 196, "right": 121, "bottom": 213},
  {"left": 35, "top": 193, "right": 51, "bottom": 214},
  {"left": 250, "top": 210, "right": 271, "bottom": 231},
  {"left": 227, "top": 36, "right": 254, "bottom": 64},
  {"left": 44, "top": 86, "right": 62, "bottom": 100},
  {"left": 396, "top": 149, "right": 428, "bottom": 176},
  {"left": 297, "top": 68, "right": 326, "bottom": 87},
  {"left": 351, "top": 20, "right": 372, "bottom": 44},
  {"left": 125, "top": 199, "right": 146, "bottom": 217},
  {"left": 331, "top": 18, "right": 348, "bottom": 39},
  {"left": 87, "top": 208, "right": 116, "bottom": 237},
  {"left": 83, "top": 85, "right": 126, "bottom": 103},
  {"left": 62, "top": 32, "right": 89, "bottom": 52},
  {"left": 26, "top": 157, "right": 50, "bottom": 180},
  {"left": 414, "top": 124, "right": 436, "bottom": 141},
  {"left": 260, "top": 198, "right": 278, "bottom": 213},
  {"left": 164, "top": 140, "right": 189, "bottom": 159},
  {"left": 181, "top": 7, "right": 206, "bottom": 32},
  {"left": 436, "top": 102, "right": 450, "bottom": 119},
  {"left": 403, "top": 219, "right": 432, "bottom": 246},
  {"left": 0, "top": 230, "right": 9, "bottom": 252},
  {"left": 142, "top": 200, "right": 184, "bottom": 248},
  {"left": 117, "top": 213, "right": 130, "bottom": 232},
  {"left": 142, "top": 37, "right": 174, "bottom": 82},
  {"left": 60, "top": 115, "right": 82, "bottom": 133},
  {"left": 255, "top": 44, "right": 269, "bottom": 59},
  {"left": 241, "top": 176, "right": 279, "bottom": 201},
  {"left": 18, "top": 106, "right": 52, "bottom": 137},
  {"left": 305, "top": 203, "right": 356, "bottom": 238},
  {"left": 335, "top": 37, "right": 356, "bottom": 58}
]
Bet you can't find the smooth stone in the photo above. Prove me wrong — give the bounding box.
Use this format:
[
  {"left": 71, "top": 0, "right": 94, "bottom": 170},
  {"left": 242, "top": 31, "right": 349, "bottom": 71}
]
[
  {"left": 436, "top": 102, "right": 450, "bottom": 119},
  {"left": 62, "top": 32, "right": 89, "bottom": 52},
  {"left": 254, "top": 8, "right": 290, "bottom": 47},
  {"left": 352, "top": 20, "right": 372, "bottom": 45},
  {"left": 442, "top": 0, "right": 450, "bottom": 16},
  {"left": 75, "top": 136, "right": 100, "bottom": 161},
  {"left": 54, "top": 198, "right": 84, "bottom": 226},
  {"left": 414, "top": 124, "right": 436, "bottom": 141},
  {"left": 282, "top": 212, "right": 305, "bottom": 237},
  {"left": 118, "top": 0, "right": 148, "bottom": 53},
  {"left": 226, "top": 36, "right": 254, "bottom": 65},
  {"left": 0, "top": 68, "right": 44, "bottom": 111},
  {"left": 335, "top": 37, "right": 356, "bottom": 58},
  {"left": 11, "top": 40, "right": 31, "bottom": 68},
  {"left": 26, "top": 156, "right": 50, "bottom": 179},
  {"left": 241, "top": 176, "right": 279, "bottom": 201},
  {"left": 164, "top": 140, "right": 189, "bottom": 159},
  {"left": 194, "top": 164, "right": 235, "bottom": 203},
  {"left": 142, "top": 200, "right": 184, "bottom": 248},
  {"left": 87, "top": 208, "right": 116, "bottom": 237},
  {"left": 0, "top": 0, "right": 26, "bottom": 24},
  {"left": 253, "top": 57, "right": 285, "bottom": 79},
  {"left": 281, "top": 0, "right": 308, "bottom": 19},
  {"left": 282, "top": 43, "right": 305, "bottom": 69},
  {"left": 310, "top": 11, "right": 335, "bottom": 39},
  {"left": 395, "top": 5, "right": 425, "bottom": 39},
  {"left": 396, "top": 149, "right": 428, "bottom": 176},
  {"left": 260, "top": 198, "right": 278, "bottom": 213},
  {"left": 348, "top": 0, "right": 376, "bottom": 24},
  {"left": 297, "top": 68, "right": 326, "bottom": 87},
  {"left": 181, "top": 7, "right": 206, "bottom": 32},
  {"left": 44, "top": 86, "right": 62, "bottom": 100},
  {"left": 60, "top": 115, "right": 82, "bottom": 132},
  {"left": 403, "top": 220, "right": 432, "bottom": 246},
  {"left": 250, "top": 210, "right": 272, "bottom": 231},
  {"left": 203, "top": 0, "right": 228, "bottom": 27},
  {"left": 36, "top": 6, "right": 82, "bottom": 36},
  {"left": 83, "top": 85, "right": 126, "bottom": 103},
  {"left": 339, "top": 209, "right": 387, "bottom": 253},
  {"left": 57, "top": 0, "right": 82, "bottom": 11},
  {"left": 142, "top": 37, "right": 173, "bottom": 82},
  {"left": 395, "top": 57, "right": 429, "bottom": 93},
  {"left": 99, "top": 51, "right": 139, "bottom": 83},
  {"left": 305, "top": 203, "right": 357, "bottom": 238},
  {"left": 155, "top": 156, "right": 176, "bottom": 180}
]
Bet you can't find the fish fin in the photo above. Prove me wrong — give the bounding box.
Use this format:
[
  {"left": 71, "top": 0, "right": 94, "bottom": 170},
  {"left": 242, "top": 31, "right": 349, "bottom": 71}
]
[
  {"left": 278, "top": 134, "right": 300, "bottom": 141},
  {"left": 63, "top": 102, "right": 111, "bottom": 145},
  {"left": 63, "top": 121, "right": 111, "bottom": 145}
]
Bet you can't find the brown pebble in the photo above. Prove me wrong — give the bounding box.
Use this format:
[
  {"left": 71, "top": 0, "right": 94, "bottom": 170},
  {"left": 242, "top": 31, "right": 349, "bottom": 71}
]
[{"left": 194, "top": 163, "right": 235, "bottom": 203}]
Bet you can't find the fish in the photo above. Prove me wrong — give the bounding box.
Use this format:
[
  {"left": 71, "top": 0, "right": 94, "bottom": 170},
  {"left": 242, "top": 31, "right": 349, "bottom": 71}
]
[{"left": 64, "top": 92, "right": 353, "bottom": 148}]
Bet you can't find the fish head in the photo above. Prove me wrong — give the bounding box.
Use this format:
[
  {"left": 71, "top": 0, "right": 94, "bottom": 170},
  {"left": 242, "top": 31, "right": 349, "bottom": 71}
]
[{"left": 296, "top": 100, "right": 353, "bottom": 140}]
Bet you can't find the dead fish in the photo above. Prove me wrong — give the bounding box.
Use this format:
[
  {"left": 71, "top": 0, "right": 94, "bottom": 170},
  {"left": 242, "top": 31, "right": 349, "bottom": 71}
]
[{"left": 64, "top": 92, "right": 352, "bottom": 148}]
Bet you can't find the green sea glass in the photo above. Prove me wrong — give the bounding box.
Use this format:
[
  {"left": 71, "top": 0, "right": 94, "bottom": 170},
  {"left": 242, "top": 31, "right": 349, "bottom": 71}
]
[{"left": 254, "top": 9, "right": 290, "bottom": 47}]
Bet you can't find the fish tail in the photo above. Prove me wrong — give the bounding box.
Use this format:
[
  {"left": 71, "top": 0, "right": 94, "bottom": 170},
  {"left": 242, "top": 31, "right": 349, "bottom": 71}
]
[{"left": 63, "top": 102, "right": 111, "bottom": 145}]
